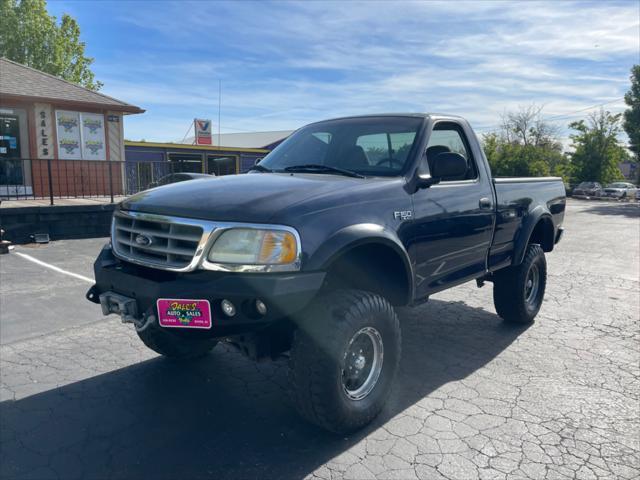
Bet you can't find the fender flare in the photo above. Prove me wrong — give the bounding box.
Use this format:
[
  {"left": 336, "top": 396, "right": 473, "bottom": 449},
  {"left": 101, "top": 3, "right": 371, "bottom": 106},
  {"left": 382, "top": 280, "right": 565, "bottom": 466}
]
[
  {"left": 512, "top": 206, "right": 553, "bottom": 266},
  {"left": 305, "top": 223, "right": 414, "bottom": 304}
]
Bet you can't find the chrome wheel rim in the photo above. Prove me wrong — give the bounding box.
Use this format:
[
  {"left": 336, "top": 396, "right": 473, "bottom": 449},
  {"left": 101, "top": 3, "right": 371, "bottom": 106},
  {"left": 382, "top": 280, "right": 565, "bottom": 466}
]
[
  {"left": 524, "top": 264, "right": 540, "bottom": 306},
  {"left": 341, "top": 327, "right": 384, "bottom": 400}
]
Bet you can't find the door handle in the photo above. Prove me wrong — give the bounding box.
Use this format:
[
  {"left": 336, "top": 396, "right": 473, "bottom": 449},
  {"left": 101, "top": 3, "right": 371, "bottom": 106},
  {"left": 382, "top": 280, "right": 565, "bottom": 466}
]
[{"left": 479, "top": 197, "right": 492, "bottom": 209}]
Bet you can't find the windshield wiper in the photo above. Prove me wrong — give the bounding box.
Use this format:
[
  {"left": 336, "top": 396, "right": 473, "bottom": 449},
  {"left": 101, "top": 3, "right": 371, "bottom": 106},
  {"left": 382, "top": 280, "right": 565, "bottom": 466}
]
[
  {"left": 283, "top": 164, "right": 364, "bottom": 178},
  {"left": 249, "top": 163, "right": 272, "bottom": 173}
]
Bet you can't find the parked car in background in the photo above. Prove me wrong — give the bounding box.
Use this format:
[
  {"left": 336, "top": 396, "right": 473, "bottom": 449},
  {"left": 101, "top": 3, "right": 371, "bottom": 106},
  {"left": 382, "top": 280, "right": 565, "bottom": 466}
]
[
  {"left": 564, "top": 183, "right": 575, "bottom": 197},
  {"left": 149, "top": 172, "right": 214, "bottom": 188},
  {"left": 572, "top": 182, "right": 603, "bottom": 198},
  {"left": 601, "top": 182, "right": 638, "bottom": 200}
]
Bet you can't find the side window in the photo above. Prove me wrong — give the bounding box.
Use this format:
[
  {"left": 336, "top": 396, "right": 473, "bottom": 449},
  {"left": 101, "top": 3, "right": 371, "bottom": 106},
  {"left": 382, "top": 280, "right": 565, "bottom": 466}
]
[
  {"left": 312, "top": 132, "right": 332, "bottom": 144},
  {"left": 389, "top": 132, "right": 416, "bottom": 163},
  {"left": 356, "top": 131, "right": 418, "bottom": 165},
  {"left": 426, "top": 123, "right": 478, "bottom": 180},
  {"left": 356, "top": 133, "right": 387, "bottom": 164}
]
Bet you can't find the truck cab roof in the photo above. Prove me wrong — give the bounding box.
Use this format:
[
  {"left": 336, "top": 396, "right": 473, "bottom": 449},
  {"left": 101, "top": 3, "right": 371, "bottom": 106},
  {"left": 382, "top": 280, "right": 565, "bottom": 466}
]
[{"left": 305, "top": 113, "right": 467, "bottom": 125}]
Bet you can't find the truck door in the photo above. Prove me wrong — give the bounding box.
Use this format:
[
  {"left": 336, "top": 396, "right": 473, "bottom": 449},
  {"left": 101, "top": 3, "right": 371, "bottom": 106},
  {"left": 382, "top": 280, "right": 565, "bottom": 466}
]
[{"left": 411, "top": 121, "right": 495, "bottom": 298}]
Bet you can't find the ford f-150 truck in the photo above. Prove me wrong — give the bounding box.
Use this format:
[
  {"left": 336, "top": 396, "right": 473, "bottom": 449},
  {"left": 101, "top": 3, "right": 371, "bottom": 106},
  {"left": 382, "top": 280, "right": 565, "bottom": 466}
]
[{"left": 87, "top": 114, "right": 565, "bottom": 433}]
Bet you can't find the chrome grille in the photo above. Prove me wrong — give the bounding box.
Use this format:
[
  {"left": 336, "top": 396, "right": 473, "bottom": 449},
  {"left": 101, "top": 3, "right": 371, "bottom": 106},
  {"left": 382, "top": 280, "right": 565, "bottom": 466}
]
[{"left": 112, "top": 212, "right": 205, "bottom": 270}]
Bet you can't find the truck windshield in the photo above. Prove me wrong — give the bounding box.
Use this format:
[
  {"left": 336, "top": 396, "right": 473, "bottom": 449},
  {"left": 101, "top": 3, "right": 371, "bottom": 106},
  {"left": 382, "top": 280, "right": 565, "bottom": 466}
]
[{"left": 258, "top": 116, "right": 423, "bottom": 177}]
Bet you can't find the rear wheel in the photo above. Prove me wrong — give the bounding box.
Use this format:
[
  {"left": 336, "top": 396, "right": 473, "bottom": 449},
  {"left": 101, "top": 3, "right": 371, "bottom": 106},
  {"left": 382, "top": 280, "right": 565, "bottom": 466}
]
[
  {"left": 289, "top": 290, "right": 401, "bottom": 434},
  {"left": 493, "top": 244, "right": 546, "bottom": 324},
  {"left": 137, "top": 326, "right": 218, "bottom": 359}
]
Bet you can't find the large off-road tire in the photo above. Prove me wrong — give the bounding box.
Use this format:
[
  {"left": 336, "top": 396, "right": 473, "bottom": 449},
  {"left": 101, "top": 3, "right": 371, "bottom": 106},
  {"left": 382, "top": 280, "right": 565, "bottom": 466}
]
[
  {"left": 137, "top": 326, "right": 218, "bottom": 359},
  {"left": 289, "top": 290, "right": 401, "bottom": 434},
  {"left": 493, "top": 243, "right": 547, "bottom": 324}
]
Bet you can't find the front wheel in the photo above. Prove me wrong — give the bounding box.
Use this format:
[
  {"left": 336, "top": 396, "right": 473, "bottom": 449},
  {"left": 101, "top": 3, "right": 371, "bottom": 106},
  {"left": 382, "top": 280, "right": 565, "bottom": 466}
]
[
  {"left": 493, "top": 244, "right": 547, "bottom": 324},
  {"left": 289, "top": 290, "right": 401, "bottom": 434}
]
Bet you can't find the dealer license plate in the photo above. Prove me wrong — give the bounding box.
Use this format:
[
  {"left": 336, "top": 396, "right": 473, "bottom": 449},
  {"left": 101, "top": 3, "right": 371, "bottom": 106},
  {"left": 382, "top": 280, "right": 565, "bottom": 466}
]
[{"left": 156, "top": 299, "right": 212, "bottom": 329}]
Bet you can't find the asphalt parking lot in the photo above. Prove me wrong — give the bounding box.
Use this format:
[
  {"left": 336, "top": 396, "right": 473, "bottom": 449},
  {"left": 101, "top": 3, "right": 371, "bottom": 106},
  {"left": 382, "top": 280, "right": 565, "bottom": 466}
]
[{"left": 0, "top": 200, "right": 638, "bottom": 480}]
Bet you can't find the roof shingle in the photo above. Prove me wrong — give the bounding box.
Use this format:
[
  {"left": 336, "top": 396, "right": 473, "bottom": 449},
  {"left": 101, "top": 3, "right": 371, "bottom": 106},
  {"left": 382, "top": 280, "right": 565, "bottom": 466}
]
[{"left": 0, "top": 58, "right": 144, "bottom": 113}]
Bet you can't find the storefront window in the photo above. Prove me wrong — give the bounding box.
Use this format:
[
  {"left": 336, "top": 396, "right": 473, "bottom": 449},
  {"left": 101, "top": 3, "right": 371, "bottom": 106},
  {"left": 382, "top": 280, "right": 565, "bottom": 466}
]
[
  {"left": 207, "top": 155, "right": 237, "bottom": 176},
  {"left": 0, "top": 111, "right": 32, "bottom": 196},
  {"left": 169, "top": 153, "right": 203, "bottom": 174}
]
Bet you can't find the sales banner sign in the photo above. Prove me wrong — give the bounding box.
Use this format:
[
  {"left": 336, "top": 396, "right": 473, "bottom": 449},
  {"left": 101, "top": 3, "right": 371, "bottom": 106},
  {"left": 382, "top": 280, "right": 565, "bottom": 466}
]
[
  {"left": 56, "top": 111, "right": 106, "bottom": 160},
  {"left": 56, "top": 111, "right": 82, "bottom": 159},
  {"left": 195, "top": 118, "right": 212, "bottom": 145},
  {"left": 81, "top": 113, "right": 106, "bottom": 160}
]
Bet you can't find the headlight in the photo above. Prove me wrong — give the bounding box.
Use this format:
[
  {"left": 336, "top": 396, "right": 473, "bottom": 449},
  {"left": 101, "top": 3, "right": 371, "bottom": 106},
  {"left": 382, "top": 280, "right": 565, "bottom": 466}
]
[{"left": 206, "top": 227, "right": 299, "bottom": 269}]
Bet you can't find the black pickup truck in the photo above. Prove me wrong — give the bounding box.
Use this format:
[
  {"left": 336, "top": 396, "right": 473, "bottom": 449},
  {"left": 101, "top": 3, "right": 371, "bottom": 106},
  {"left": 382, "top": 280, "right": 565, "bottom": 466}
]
[{"left": 87, "top": 114, "right": 565, "bottom": 433}]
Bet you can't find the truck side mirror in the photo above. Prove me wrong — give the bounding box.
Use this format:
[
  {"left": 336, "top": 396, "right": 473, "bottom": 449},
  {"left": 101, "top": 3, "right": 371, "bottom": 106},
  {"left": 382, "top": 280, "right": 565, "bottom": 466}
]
[{"left": 416, "top": 152, "right": 468, "bottom": 189}]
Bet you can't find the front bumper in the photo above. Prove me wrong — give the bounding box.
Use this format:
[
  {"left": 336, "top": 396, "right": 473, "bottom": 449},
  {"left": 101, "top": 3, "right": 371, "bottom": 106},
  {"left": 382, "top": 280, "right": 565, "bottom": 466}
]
[
  {"left": 602, "top": 191, "right": 624, "bottom": 198},
  {"left": 87, "top": 244, "right": 325, "bottom": 338}
]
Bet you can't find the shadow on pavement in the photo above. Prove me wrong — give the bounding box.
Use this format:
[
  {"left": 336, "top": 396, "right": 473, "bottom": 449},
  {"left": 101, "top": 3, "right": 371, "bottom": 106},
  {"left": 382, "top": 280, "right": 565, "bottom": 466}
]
[
  {"left": 0, "top": 299, "right": 528, "bottom": 480},
  {"left": 583, "top": 202, "right": 640, "bottom": 218}
]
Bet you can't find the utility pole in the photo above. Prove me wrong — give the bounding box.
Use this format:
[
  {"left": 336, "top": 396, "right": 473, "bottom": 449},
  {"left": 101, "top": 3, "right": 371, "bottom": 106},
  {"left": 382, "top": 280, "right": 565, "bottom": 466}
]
[{"left": 218, "top": 79, "right": 222, "bottom": 147}]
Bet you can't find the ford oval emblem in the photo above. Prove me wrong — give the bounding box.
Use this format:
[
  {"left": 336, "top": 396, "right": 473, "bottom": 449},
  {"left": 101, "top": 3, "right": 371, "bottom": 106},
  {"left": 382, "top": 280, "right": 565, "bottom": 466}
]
[{"left": 135, "top": 234, "right": 152, "bottom": 246}]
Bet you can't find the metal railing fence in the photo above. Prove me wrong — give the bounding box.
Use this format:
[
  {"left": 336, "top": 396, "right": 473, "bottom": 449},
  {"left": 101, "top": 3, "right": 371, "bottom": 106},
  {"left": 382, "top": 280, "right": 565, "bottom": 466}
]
[{"left": 0, "top": 158, "right": 174, "bottom": 205}]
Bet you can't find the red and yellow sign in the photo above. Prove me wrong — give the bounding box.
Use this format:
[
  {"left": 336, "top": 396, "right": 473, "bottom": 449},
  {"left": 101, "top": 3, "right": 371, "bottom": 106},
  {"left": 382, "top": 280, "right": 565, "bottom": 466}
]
[{"left": 194, "top": 119, "right": 212, "bottom": 145}]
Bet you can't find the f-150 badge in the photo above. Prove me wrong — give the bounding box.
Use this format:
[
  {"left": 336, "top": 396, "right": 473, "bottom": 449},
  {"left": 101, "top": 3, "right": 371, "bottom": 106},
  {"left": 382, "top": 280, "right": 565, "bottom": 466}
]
[{"left": 394, "top": 210, "right": 413, "bottom": 221}]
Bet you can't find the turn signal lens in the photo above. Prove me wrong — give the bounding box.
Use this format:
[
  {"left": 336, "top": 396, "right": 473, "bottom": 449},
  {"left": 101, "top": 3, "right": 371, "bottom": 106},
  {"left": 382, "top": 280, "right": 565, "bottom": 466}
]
[{"left": 258, "top": 231, "right": 297, "bottom": 264}]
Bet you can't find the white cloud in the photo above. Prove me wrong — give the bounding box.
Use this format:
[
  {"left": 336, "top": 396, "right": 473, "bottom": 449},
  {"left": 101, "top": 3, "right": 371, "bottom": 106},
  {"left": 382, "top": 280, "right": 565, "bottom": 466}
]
[{"left": 86, "top": 0, "right": 639, "bottom": 143}]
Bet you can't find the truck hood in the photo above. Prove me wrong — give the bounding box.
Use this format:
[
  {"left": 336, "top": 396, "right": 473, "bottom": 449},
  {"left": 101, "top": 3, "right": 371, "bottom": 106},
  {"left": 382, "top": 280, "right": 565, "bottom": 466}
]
[{"left": 119, "top": 173, "right": 393, "bottom": 223}]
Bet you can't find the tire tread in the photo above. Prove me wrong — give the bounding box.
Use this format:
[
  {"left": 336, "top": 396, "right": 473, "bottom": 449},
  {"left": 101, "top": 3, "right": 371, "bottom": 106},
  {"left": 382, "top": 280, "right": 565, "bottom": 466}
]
[
  {"left": 289, "top": 290, "right": 400, "bottom": 433},
  {"left": 493, "top": 244, "right": 546, "bottom": 324}
]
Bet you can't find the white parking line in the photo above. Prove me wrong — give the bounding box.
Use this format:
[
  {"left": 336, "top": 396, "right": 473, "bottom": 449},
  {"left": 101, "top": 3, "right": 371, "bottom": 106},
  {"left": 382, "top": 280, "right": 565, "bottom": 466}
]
[{"left": 13, "top": 251, "right": 94, "bottom": 284}]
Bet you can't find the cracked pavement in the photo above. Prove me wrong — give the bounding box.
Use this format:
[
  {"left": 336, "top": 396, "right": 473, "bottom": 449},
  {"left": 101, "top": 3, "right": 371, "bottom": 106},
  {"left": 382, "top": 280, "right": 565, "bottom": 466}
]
[{"left": 0, "top": 200, "right": 638, "bottom": 479}]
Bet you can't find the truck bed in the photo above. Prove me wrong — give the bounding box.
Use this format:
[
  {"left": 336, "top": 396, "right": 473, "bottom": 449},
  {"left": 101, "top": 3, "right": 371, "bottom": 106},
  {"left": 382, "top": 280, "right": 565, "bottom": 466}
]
[{"left": 489, "top": 176, "right": 566, "bottom": 271}]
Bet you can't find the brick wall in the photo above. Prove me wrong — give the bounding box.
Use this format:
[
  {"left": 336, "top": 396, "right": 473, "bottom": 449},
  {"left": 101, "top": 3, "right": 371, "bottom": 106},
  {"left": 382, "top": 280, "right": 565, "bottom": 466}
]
[{"left": 30, "top": 159, "right": 123, "bottom": 198}]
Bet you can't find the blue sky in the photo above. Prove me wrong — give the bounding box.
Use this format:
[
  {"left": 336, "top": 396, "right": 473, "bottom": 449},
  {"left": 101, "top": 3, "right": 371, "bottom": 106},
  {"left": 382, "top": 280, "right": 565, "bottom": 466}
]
[{"left": 48, "top": 0, "right": 639, "bottom": 145}]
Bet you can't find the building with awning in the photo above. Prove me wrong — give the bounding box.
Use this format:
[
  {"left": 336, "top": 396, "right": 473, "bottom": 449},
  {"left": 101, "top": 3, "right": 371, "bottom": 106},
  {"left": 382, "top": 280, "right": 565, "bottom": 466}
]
[{"left": 0, "top": 57, "right": 144, "bottom": 198}]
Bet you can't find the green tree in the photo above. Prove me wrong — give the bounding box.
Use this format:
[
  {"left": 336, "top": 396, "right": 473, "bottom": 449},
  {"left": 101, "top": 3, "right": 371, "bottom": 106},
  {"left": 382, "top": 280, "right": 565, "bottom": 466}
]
[
  {"left": 623, "top": 65, "right": 639, "bottom": 181},
  {"left": 569, "top": 109, "right": 628, "bottom": 184},
  {"left": 0, "top": 0, "right": 102, "bottom": 90},
  {"left": 482, "top": 105, "right": 569, "bottom": 180}
]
